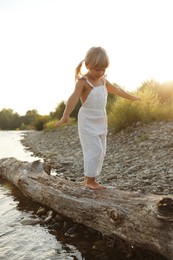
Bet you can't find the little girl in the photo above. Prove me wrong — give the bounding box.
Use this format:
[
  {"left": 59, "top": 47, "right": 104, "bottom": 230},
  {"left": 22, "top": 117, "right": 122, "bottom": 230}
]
[{"left": 55, "top": 47, "right": 140, "bottom": 190}]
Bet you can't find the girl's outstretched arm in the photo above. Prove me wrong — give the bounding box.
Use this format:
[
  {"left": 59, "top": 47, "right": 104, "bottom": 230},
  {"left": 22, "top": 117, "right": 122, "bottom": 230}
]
[
  {"left": 106, "top": 80, "right": 141, "bottom": 101},
  {"left": 55, "top": 81, "right": 84, "bottom": 127}
]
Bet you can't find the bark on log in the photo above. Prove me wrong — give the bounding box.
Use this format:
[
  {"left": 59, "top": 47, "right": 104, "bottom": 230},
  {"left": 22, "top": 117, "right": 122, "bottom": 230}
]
[{"left": 0, "top": 157, "right": 173, "bottom": 259}]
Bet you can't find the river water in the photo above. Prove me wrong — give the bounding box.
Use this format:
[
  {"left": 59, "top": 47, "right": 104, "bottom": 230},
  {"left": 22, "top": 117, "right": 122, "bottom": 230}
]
[
  {"left": 0, "top": 131, "right": 84, "bottom": 260},
  {"left": 0, "top": 131, "right": 167, "bottom": 260}
]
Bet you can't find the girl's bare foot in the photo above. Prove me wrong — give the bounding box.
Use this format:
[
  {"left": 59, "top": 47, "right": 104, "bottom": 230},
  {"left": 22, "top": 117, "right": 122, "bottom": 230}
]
[
  {"left": 84, "top": 183, "right": 102, "bottom": 190},
  {"left": 79, "top": 181, "right": 86, "bottom": 185},
  {"left": 94, "top": 181, "right": 106, "bottom": 189},
  {"left": 83, "top": 176, "right": 106, "bottom": 190},
  {"left": 84, "top": 180, "right": 106, "bottom": 190}
]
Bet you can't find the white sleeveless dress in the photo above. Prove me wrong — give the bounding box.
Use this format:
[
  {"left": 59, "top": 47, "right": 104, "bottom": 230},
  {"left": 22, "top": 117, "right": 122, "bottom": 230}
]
[{"left": 78, "top": 76, "right": 108, "bottom": 178}]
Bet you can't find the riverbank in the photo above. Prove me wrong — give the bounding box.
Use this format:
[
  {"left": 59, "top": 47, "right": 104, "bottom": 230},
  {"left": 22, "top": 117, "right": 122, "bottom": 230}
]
[{"left": 21, "top": 120, "right": 173, "bottom": 195}]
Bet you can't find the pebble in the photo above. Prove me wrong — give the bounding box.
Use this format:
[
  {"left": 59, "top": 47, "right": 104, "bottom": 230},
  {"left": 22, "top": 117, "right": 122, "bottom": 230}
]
[
  {"left": 21, "top": 121, "right": 173, "bottom": 195},
  {"left": 20, "top": 218, "right": 41, "bottom": 225}
]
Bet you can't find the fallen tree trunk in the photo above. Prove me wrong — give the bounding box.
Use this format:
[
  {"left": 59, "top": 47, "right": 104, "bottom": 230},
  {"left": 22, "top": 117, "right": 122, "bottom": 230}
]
[{"left": 0, "top": 157, "right": 173, "bottom": 259}]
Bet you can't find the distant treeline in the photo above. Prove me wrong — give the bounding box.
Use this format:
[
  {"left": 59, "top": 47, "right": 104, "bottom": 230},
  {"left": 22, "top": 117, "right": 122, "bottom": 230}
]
[{"left": 1, "top": 79, "right": 173, "bottom": 132}]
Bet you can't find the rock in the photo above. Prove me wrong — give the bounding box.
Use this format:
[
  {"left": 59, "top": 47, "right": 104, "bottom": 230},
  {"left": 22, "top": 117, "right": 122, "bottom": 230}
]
[
  {"left": 44, "top": 215, "right": 53, "bottom": 224},
  {"left": 20, "top": 218, "right": 41, "bottom": 225},
  {"left": 21, "top": 121, "right": 173, "bottom": 195},
  {"left": 36, "top": 207, "right": 47, "bottom": 216}
]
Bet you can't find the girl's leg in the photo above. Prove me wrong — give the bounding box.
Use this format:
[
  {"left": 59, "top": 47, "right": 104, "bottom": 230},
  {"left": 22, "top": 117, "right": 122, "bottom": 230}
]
[
  {"left": 79, "top": 134, "right": 103, "bottom": 177},
  {"left": 79, "top": 133, "right": 107, "bottom": 189},
  {"left": 96, "top": 135, "right": 107, "bottom": 176}
]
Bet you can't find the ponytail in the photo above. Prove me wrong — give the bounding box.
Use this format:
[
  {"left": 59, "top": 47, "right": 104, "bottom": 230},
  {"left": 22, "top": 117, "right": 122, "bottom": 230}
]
[{"left": 75, "top": 60, "right": 84, "bottom": 81}]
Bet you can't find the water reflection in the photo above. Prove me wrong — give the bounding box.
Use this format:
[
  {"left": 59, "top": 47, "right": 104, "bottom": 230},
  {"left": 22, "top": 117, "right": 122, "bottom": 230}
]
[
  {"left": 0, "top": 130, "right": 41, "bottom": 162},
  {"left": 0, "top": 178, "right": 83, "bottom": 260}
]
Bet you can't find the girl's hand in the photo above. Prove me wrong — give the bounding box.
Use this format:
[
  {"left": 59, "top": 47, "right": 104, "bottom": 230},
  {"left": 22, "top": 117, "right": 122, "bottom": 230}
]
[{"left": 54, "top": 115, "right": 70, "bottom": 127}]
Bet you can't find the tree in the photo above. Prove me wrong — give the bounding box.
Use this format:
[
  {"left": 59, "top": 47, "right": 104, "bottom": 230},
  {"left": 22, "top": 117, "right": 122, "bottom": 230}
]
[
  {"left": 52, "top": 101, "right": 66, "bottom": 120},
  {"left": 23, "top": 109, "right": 39, "bottom": 125},
  {"left": 0, "top": 108, "right": 20, "bottom": 130}
]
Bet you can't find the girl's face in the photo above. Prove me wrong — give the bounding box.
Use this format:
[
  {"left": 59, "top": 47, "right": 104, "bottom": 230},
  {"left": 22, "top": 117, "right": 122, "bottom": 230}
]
[{"left": 88, "top": 67, "right": 106, "bottom": 79}]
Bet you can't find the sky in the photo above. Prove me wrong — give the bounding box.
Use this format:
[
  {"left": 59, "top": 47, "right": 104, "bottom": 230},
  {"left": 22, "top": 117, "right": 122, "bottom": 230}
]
[{"left": 0, "top": 0, "right": 173, "bottom": 115}]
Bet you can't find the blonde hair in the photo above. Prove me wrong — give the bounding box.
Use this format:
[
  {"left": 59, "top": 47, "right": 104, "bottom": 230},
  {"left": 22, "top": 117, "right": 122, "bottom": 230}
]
[{"left": 75, "top": 47, "right": 109, "bottom": 81}]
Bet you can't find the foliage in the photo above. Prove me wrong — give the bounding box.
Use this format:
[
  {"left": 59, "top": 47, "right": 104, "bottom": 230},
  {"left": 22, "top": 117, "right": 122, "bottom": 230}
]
[
  {"left": 51, "top": 101, "right": 66, "bottom": 120},
  {"left": 0, "top": 109, "right": 20, "bottom": 130},
  {"left": 44, "top": 117, "right": 77, "bottom": 131},
  {"left": 51, "top": 100, "right": 82, "bottom": 121},
  {"left": 33, "top": 115, "right": 49, "bottom": 131},
  {"left": 159, "top": 81, "right": 173, "bottom": 103},
  {"left": 106, "top": 92, "right": 117, "bottom": 113},
  {"left": 138, "top": 79, "right": 173, "bottom": 104},
  {"left": 108, "top": 98, "right": 141, "bottom": 132},
  {"left": 0, "top": 108, "right": 50, "bottom": 130},
  {"left": 108, "top": 80, "right": 173, "bottom": 132},
  {"left": 24, "top": 109, "right": 39, "bottom": 124},
  {"left": 44, "top": 120, "right": 57, "bottom": 130},
  {"left": 1, "top": 79, "right": 173, "bottom": 132}
]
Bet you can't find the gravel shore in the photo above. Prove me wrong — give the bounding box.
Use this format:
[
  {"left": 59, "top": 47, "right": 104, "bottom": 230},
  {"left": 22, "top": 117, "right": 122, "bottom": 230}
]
[{"left": 21, "top": 120, "right": 173, "bottom": 195}]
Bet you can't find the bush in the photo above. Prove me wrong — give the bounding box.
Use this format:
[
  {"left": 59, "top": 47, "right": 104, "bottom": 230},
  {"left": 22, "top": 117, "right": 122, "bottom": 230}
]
[
  {"left": 108, "top": 98, "right": 141, "bottom": 132},
  {"left": 44, "top": 118, "right": 77, "bottom": 131},
  {"left": 108, "top": 85, "right": 173, "bottom": 132},
  {"left": 33, "top": 115, "right": 49, "bottom": 131},
  {"left": 137, "top": 85, "right": 173, "bottom": 122}
]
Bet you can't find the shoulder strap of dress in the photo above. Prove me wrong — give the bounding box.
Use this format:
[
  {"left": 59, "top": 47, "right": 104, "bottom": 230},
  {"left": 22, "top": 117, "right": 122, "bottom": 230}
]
[
  {"left": 82, "top": 76, "right": 94, "bottom": 88},
  {"left": 102, "top": 74, "right": 107, "bottom": 86}
]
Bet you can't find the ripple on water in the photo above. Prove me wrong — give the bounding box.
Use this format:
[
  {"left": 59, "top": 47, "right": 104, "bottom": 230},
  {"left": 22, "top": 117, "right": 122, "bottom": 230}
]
[
  {"left": 0, "top": 178, "right": 83, "bottom": 260},
  {"left": 0, "top": 131, "right": 82, "bottom": 259}
]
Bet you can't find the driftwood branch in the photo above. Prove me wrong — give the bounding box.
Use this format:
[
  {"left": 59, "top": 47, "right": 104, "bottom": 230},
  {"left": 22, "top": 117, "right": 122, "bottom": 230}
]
[{"left": 0, "top": 157, "right": 173, "bottom": 259}]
